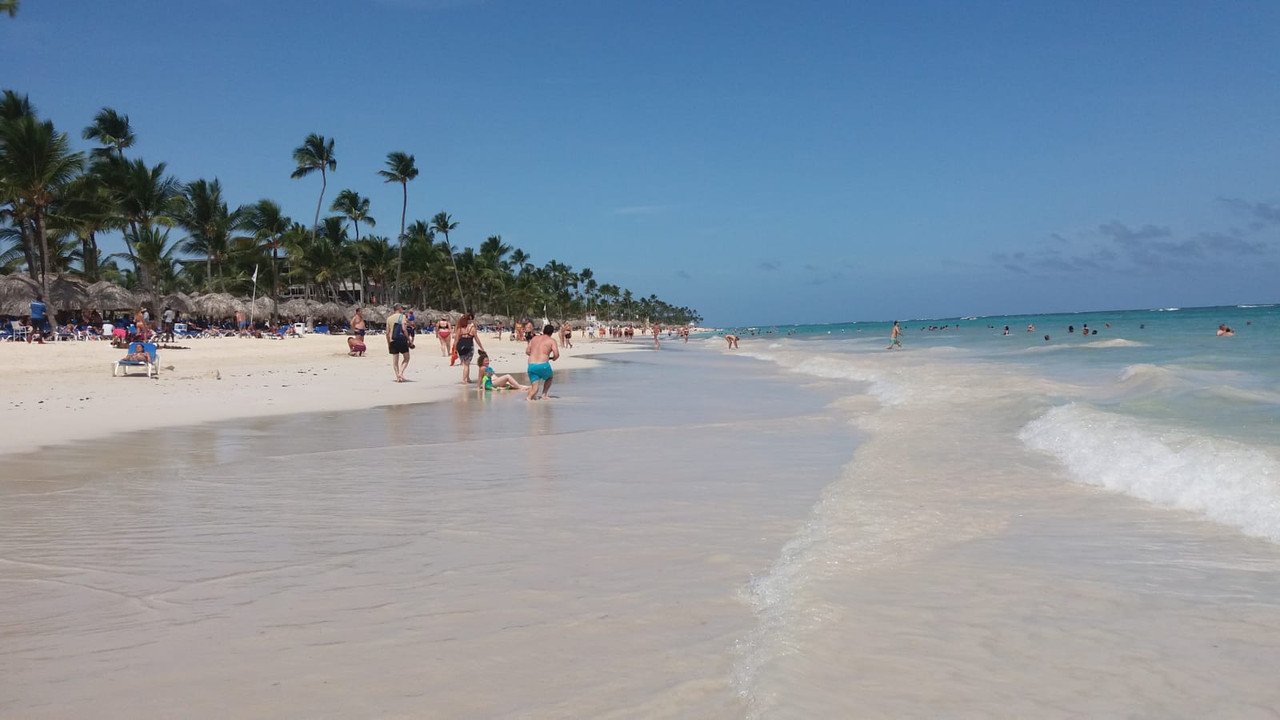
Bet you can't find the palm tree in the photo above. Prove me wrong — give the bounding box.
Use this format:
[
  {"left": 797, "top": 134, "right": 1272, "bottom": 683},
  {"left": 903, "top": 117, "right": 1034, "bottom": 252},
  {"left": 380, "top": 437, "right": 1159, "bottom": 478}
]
[
  {"left": 175, "top": 178, "right": 243, "bottom": 291},
  {"left": 431, "top": 211, "right": 465, "bottom": 313},
  {"left": 82, "top": 108, "right": 135, "bottom": 160},
  {"left": 48, "top": 171, "right": 118, "bottom": 282},
  {"left": 108, "top": 158, "right": 181, "bottom": 282},
  {"left": 0, "top": 114, "right": 84, "bottom": 300},
  {"left": 377, "top": 152, "right": 417, "bottom": 302},
  {"left": 0, "top": 1, "right": 18, "bottom": 19},
  {"left": 290, "top": 133, "right": 336, "bottom": 242},
  {"left": 331, "top": 189, "right": 375, "bottom": 304},
  {"left": 242, "top": 198, "right": 290, "bottom": 317}
]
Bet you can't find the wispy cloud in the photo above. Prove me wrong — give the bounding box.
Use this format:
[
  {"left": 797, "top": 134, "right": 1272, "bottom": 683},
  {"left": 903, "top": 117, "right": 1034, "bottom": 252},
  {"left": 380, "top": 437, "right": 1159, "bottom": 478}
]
[
  {"left": 996, "top": 202, "right": 1280, "bottom": 277},
  {"left": 675, "top": 270, "right": 692, "bottom": 280},
  {"left": 1218, "top": 197, "right": 1280, "bottom": 230},
  {"left": 758, "top": 260, "right": 782, "bottom": 271}
]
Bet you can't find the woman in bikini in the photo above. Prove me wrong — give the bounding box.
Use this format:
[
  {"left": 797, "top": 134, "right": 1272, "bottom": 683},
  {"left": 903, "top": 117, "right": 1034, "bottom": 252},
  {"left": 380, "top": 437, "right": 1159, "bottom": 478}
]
[
  {"left": 435, "top": 315, "right": 452, "bottom": 357},
  {"left": 474, "top": 351, "right": 529, "bottom": 391},
  {"left": 450, "top": 313, "right": 484, "bottom": 385}
]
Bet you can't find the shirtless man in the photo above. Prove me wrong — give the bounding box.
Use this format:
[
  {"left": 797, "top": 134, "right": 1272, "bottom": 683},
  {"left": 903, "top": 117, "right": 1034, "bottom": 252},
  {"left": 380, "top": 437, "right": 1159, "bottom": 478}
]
[
  {"left": 525, "top": 323, "right": 561, "bottom": 401},
  {"left": 351, "top": 307, "right": 366, "bottom": 341},
  {"left": 725, "top": 334, "right": 739, "bottom": 349},
  {"left": 560, "top": 321, "right": 573, "bottom": 348}
]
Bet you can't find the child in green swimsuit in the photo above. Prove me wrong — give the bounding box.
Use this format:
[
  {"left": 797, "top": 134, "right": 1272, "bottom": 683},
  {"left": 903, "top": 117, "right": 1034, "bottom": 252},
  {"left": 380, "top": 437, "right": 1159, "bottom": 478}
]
[{"left": 476, "top": 352, "right": 531, "bottom": 391}]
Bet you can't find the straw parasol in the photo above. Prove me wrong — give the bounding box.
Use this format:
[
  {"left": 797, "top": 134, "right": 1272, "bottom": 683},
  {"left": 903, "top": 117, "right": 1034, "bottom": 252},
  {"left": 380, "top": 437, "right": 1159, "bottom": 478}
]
[
  {"left": 161, "top": 292, "right": 195, "bottom": 315},
  {"left": 314, "top": 302, "right": 348, "bottom": 321},
  {"left": 48, "top": 275, "right": 90, "bottom": 310},
  {"left": 252, "top": 296, "right": 276, "bottom": 316},
  {"left": 278, "top": 298, "right": 312, "bottom": 318},
  {"left": 193, "top": 292, "right": 242, "bottom": 319},
  {"left": 87, "top": 281, "right": 138, "bottom": 311},
  {"left": 0, "top": 274, "right": 40, "bottom": 315},
  {"left": 361, "top": 305, "right": 388, "bottom": 323}
]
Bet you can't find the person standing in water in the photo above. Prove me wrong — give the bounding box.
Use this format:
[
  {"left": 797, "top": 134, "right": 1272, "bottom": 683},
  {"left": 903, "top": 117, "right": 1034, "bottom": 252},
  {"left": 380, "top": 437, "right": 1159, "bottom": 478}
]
[
  {"left": 526, "top": 324, "right": 560, "bottom": 401},
  {"left": 885, "top": 321, "right": 903, "bottom": 350},
  {"left": 451, "top": 313, "right": 485, "bottom": 385}
]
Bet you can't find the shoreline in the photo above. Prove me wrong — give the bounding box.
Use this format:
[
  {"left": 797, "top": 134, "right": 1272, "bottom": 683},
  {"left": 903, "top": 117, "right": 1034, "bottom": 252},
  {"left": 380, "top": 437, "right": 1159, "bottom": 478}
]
[{"left": 0, "top": 332, "right": 647, "bottom": 457}]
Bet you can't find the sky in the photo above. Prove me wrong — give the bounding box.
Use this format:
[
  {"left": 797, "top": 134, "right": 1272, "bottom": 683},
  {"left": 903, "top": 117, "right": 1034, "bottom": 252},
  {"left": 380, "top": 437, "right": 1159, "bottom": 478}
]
[{"left": 5, "top": 0, "right": 1280, "bottom": 326}]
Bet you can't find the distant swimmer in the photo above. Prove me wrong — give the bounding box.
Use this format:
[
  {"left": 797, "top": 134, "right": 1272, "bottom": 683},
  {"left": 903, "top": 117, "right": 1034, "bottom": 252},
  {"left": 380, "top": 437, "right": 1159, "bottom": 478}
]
[
  {"left": 725, "top": 334, "right": 739, "bottom": 349},
  {"left": 885, "top": 321, "right": 903, "bottom": 350},
  {"left": 1217, "top": 324, "right": 1235, "bottom": 336},
  {"left": 1027, "top": 324, "right": 1035, "bottom": 332}
]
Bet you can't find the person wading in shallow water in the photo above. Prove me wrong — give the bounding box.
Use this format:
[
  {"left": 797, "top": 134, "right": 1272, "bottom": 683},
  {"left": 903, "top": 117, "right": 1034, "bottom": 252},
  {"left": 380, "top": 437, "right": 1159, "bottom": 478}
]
[
  {"left": 885, "top": 320, "right": 903, "bottom": 350},
  {"left": 526, "top": 324, "right": 560, "bottom": 401}
]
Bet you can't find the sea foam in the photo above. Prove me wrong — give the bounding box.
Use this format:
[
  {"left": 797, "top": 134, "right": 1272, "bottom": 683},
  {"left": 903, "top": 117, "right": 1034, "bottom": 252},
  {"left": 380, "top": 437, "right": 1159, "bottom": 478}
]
[{"left": 1019, "top": 404, "right": 1280, "bottom": 542}]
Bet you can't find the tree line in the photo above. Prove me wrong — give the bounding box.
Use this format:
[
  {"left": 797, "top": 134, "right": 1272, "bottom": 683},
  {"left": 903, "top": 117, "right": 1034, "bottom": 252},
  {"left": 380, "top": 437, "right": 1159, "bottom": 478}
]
[{"left": 0, "top": 90, "right": 702, "bottom": 326}]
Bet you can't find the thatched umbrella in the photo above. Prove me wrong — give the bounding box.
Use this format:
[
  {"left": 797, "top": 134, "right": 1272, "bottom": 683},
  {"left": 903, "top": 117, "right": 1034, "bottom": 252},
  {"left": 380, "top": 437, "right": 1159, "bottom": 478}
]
[
  {"left": 278, "top": 298, "right": 311, "bottom": 319},
  {"left": 314, "top": 302, "right": 348, "bottom": 321},
  {"left": 193, "top": 292, "right": 241, "bottom": 319},
  {"left": 0, "top": 274, "right": 40, "bottom": 315},
  {"left": 162, "top": 292, "right": 195, "bottom": 315},
  {"left": 46, "top": 275, "right": 90, "bottom": 310},
  {"left": 361, "top": 305, "right": 388, "bottom": 323},
  {"left": 87, "top": 281, "right": 138, "bottom": 312},
  {"left": 252, "top": 296, "right": 276, "bottom": 316}
]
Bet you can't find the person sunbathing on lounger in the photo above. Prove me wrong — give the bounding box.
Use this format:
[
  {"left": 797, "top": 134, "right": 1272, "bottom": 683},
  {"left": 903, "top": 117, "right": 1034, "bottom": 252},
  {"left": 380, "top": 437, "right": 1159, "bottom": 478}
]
[{"left": 120, "top": 344, "right": 151, "bottom": 363}]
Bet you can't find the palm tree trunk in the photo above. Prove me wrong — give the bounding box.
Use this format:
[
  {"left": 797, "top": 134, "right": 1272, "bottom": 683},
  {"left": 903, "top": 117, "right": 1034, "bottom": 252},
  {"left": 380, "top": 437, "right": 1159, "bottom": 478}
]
[
  {"left": 394, "top": 183, "right": 406, "bottom": 305},
  {"left": 312, "top": 171, "right": 326, "bottom": 240},
  {"left": 35, "top": 209, "right": 51, "bottom": 302}
]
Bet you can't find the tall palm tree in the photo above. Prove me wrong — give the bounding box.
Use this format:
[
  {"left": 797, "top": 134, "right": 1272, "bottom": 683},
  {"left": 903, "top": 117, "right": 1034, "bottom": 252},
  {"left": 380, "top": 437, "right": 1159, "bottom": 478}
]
[
  {"left": 0, "top": 90, "right": 33, "bottom": 121},
  {"left": 431, "top": 211, "right": 465, "bottom": 313},
  {"left": 1, "top": 1, "right": 19, "bottom": 18},
  {"left": 242, "top": 198, "right": 290, "bottom": 316},
  {"left": 290, "top": 133, "right": 336, "bottom": 242},
  {"left": 331, "top": 189, "right": 375, "bottom": 304},
  {"left": 0, "top": 115, "right": 84, "bottom": 300},
  {"left": 108, "top": 158, "right": 181, "bottom": 281},
  {"left": 48, "top": 171, "right": 118, "bottom": 282},
  {"left": 175, "top": 178, "right": 242, "bottom": 291},
  {"left": 82, "top": 108, "right": 135, "bottom": 160},
  {"left": 377, "top": 152, "right": 417, "bottom": 302}
]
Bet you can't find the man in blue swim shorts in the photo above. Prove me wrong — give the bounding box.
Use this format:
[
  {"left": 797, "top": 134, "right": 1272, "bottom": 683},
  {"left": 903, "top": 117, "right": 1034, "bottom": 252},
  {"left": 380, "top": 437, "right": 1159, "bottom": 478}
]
[{"left": 525, "top": 323, "right": 561, "bottom": 400}]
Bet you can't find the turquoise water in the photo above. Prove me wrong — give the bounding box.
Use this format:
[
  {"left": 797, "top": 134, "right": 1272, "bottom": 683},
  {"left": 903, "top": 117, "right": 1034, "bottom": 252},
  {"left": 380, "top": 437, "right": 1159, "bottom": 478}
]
[
  {"left": 726, "top": 303, "right": 1280, "bottom": 542},
  {"left": 5, "top": 311, "right": 1280, "bottom": 717}
]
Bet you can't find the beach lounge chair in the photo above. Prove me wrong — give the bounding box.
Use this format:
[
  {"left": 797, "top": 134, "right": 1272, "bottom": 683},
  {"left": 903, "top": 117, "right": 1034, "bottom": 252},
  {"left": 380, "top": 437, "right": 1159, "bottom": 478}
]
[
  {"left": 113, "top": 341, "right": 158, "bottom": 378},
  {"left": 8, "top": 319, "right": 30, "bottom": 342}
]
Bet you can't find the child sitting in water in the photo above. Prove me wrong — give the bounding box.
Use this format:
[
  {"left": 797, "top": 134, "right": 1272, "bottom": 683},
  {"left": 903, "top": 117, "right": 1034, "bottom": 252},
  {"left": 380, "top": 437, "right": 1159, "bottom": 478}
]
[{"left": 475, "top": 351, "right": 529, "bottom": 391}]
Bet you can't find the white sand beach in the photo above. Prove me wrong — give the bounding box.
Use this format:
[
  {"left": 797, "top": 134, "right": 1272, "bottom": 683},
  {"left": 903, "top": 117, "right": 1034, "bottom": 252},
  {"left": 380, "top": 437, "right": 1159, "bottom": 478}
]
[{"left": 0, "top": 331, "right": 640, "bottom": 456}]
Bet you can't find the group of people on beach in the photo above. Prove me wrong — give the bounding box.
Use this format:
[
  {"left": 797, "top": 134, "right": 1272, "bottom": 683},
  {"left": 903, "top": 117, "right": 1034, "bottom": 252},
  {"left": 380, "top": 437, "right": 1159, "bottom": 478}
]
[{"left": 349, "top": 306, "right": 561, "bottom": 400}]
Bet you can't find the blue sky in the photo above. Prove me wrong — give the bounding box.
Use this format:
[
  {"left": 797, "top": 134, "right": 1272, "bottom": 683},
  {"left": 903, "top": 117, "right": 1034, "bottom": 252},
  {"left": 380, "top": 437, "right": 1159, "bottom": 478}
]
[{"left": 6, "top": 0, "right": 1280, "bottom": 325}]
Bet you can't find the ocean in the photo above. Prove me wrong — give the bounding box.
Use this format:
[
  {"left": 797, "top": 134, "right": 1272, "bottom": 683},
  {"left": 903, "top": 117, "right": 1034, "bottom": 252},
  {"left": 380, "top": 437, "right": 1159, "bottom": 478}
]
[{"left": 2, "top": 305, "right": 1279, "bottom": 718}]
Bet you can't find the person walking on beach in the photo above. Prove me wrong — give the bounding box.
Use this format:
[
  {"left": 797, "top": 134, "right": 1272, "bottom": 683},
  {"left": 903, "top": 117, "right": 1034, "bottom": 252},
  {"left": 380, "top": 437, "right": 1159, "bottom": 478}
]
[
  {"left": 28, "top": 294, "right": 48, "bottom": 343},
  {"left": 162, "top": 306, "right": 176, "bottom": 342},
  {"left": 885, "top": 321, "right": 903, "bottom": 350},
  {"left": 526, "top": 324, "right": 560, "bottom": 401},
  {"left": 435, "top": 315, "right": 451, "bottom": 357},
  {"left": 451, "top": 313, "right": 485, "bottom": 385},
  {"left": 652, "top": 323, "right": 661, "bottom": 350},
  {"left": 136, "top": 306, "right": 152, "bottom": 342},
  {"left": 561, "top": 321, "right": 574, "bottom": 349},
  {"left": 386, "top": 303, "right": 412, "bottom": 382}
]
